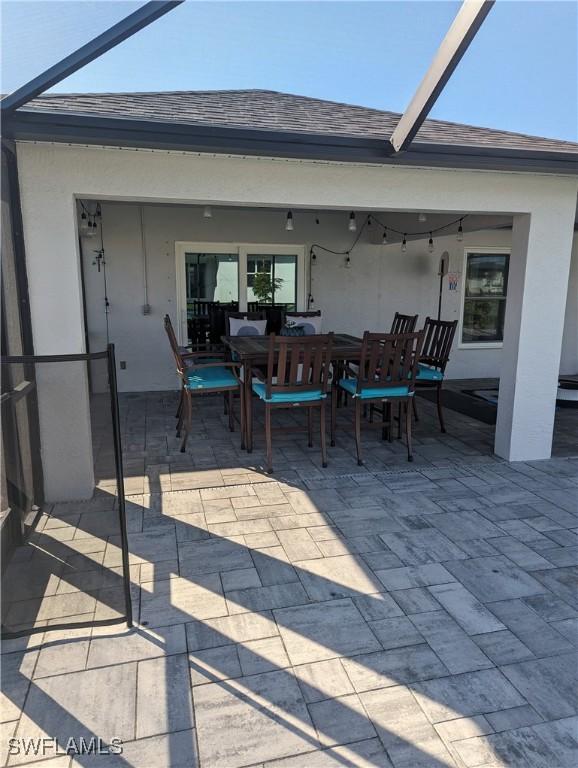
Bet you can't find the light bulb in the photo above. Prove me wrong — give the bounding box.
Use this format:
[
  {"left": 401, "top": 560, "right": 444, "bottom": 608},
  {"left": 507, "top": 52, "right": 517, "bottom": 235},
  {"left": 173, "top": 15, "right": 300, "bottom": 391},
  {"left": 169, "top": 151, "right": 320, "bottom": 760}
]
[
  {"left": 382, "top": 229, "right": 388, "bottom": 245},
  {"left": 418, "top": 213, "right": 427, "bottom": 223},
  {"left": 428, "top": 234, "right": 434, "bottom": 253},
  {"left": 80, "top": 211, "right": 88, "bottom": 234},
  {"left": 285, "top": 211, "right": 294, "bottom": 231},
  {"left": 402, "top": 235, "right": 407, "bottom": 253},
  {"left": 345, "top": 254, "right": 351, "bottom": 269},
  {"left": 203, "top": 206, "right": 212, "bottom": 218},
  {"left": 457, "top": 220, "right": 464, "bottom": 242},
  {"left": 348, "top": 212, "right": 357, "bottom": 232}
]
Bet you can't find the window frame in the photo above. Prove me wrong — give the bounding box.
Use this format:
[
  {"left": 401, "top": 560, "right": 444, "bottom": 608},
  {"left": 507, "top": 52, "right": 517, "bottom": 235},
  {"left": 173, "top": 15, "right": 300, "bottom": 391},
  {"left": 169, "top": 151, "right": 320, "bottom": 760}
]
[{"left": 458, "top": 246, "right": 511, "bottom": 349}]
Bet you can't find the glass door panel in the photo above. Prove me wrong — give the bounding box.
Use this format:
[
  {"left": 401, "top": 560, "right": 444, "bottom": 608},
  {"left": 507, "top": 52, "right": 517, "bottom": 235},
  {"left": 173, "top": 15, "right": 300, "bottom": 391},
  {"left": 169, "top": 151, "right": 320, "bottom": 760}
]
[
  {"left": 184, "top": 252, "right": 238, "bottom": 346},
  {"left": 246, "top": 253, "right": 297, "bottom": 310}
]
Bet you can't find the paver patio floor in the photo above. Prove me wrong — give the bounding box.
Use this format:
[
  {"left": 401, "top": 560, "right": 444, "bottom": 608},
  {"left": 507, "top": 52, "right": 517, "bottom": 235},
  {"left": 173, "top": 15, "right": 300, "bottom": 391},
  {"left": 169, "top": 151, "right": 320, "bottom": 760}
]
[{"left": 1, "top": 392, "right": 577, "bottom": 767}]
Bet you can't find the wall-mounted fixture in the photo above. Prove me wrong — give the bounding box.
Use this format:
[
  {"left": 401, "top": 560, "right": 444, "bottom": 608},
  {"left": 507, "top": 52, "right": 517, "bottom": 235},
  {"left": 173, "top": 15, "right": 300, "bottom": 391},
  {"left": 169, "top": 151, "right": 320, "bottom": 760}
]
[
  {"left": 348, "top": 212, "right": 357, "bottom": 232},
  {"left": 203, "top": 206, "right": 212, "bottom": 218},
  {"left": 285, "top": 211, "right": 294, "bottom": 231}
]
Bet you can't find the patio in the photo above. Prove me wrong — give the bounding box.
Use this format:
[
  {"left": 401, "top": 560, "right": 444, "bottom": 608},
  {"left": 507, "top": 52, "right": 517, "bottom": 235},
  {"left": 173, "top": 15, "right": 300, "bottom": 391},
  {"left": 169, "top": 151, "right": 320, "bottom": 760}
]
[{"left": 2, "top": 393, "right": 577, "bottom": 767}]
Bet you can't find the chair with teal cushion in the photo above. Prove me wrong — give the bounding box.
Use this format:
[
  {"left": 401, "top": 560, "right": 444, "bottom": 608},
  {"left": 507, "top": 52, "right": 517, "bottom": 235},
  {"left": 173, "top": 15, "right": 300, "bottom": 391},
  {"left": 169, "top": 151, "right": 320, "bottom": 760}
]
[
  {"left": 248, "top": 333, "right": 334, "bottom": 473},
  {"left": 164, "top": 314, "right": 240, "bottom": 452},
  {"left": 413, "top": 317, "right": 458, "bottom": 433},
  {"left": 331, "top": 330, "right": 425, "bottom": 464}
]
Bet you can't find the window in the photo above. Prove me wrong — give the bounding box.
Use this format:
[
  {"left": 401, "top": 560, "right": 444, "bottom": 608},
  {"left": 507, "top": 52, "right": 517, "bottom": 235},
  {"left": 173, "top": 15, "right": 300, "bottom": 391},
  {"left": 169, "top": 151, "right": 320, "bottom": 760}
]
[
  {"left": 461, "top": 251, "right": 509, "bottom": 344},
  {"left": 246, "top": 253, "right": 297, "bottom": 309},
  {"left": 185, "top": 252, "right": 238, "bottom": 305}
]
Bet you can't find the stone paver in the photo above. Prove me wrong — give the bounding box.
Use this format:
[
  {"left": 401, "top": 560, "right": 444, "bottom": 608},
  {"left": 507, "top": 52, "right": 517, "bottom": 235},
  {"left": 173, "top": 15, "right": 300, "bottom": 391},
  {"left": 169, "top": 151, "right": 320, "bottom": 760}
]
[{"left": 2, "top": 391, "right": 577, "bottom": 767}]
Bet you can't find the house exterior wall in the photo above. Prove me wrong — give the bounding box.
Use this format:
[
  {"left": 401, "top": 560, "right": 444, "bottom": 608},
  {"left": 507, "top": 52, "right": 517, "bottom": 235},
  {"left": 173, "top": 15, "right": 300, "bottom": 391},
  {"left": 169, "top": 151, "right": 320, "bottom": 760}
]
[
  {"left": 15, "top": 141, "right": 578, "bottom": 497},
  {"left": 560, "top": 234, "right": 578, "bottom": 375}
]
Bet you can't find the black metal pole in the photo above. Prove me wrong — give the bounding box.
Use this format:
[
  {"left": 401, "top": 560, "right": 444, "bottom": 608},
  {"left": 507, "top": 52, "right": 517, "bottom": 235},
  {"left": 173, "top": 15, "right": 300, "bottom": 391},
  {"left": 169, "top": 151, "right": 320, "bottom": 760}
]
[
  {"left": 107, "top": 344, "right": 133, "bottom": 628},
  {"left": 437, "top": 273, "right": 443, "bottom": 321}
]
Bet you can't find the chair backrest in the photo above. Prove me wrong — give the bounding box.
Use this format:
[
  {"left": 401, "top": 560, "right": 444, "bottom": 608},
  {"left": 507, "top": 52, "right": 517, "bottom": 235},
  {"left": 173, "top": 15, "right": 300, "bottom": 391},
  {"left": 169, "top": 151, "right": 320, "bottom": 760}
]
[
  {"left": 190, "top": 299, "right": 217, "bottom": 317},
  {"left": 420, "top": 317, "right": 458, "bottom": 372},
  {"left": 356, "top": 331, "right": 425, "bottom": 396},
  {"left": 164, "top": 314, "right": 186, "bottom": 377},
  {"left": 225, "top": 311, "right": 267, "bottom": 336},
  {"left": 264, "top": 333, "right": 334, "bottom": 398},
  {"left": 390, "top": 312, "right": 418, "bottom": 335}
]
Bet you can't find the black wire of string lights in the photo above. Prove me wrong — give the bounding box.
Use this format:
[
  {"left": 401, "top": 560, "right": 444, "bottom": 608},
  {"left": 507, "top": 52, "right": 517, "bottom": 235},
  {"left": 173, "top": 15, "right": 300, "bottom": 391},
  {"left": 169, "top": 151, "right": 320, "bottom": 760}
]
[
  {"left": 79, "top": 200, "right": 101, "bottom": 235},
  {"left": 306, "top": 212, "right": 468, "bottom": 307}
]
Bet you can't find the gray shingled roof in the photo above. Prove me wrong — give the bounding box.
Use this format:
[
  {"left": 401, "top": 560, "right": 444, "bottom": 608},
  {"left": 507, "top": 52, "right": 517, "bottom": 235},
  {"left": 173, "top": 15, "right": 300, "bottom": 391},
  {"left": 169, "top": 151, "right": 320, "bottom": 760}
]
[{"left": 21, "top": 89, "right": 578, "bottom": 155}]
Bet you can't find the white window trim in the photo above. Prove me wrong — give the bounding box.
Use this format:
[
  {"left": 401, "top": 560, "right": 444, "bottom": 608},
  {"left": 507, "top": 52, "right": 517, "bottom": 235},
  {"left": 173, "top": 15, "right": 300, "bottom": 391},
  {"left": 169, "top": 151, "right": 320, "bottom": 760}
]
[
  {"left": 458, "top": 246, "right": 511, "bottom": 350},
  {"left": 175, "top": 241, "right": 306, "bottom": 345}
]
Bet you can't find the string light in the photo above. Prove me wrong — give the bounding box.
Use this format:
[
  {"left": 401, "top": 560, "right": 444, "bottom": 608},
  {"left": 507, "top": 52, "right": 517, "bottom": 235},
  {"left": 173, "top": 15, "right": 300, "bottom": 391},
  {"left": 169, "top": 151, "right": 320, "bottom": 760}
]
[
  {"left": 345, "top": 253, "right": 352, "bottom": 269},
  {"left": 285, "top": 211, "right": 294, "bottom": 231},
  {"left": 203, "top": 206, "right": 212, "bottom": 218},
  {"left": 309, "top": 213, "right": 467, "bottom": 264},
  {"left": 348, "top": 212, "right": 357, "bottom": 232},
  {"left": 457, "top": 218, "right": 464, "bottom": 242}
]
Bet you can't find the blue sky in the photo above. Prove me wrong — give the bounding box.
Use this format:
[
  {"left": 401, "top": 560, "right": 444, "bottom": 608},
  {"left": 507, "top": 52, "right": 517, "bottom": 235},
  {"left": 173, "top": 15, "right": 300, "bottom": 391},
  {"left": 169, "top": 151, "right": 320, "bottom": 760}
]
[{"left": 2, "top": 1, "right": 577, "bottom": 141}]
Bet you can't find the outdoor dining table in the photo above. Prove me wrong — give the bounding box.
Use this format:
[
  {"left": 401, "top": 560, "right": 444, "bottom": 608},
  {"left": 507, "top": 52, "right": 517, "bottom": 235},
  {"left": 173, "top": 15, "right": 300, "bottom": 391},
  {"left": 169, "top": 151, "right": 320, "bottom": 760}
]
[{"left": 223, "top": 332, "right": 363, "bottom": 451}]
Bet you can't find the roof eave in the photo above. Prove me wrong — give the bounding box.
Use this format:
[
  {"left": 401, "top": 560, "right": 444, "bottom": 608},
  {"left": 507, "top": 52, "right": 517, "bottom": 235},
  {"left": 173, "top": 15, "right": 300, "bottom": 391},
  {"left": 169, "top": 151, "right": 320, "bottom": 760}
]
[{"left": 6, "top": 109, "right": 578, "bottom": 175}]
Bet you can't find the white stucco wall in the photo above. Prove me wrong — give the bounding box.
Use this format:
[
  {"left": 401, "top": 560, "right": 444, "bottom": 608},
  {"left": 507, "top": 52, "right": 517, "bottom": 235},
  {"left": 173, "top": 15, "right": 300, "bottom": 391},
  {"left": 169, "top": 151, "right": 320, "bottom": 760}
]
[
  {"left": 560, "top": 233, "right": 578, "bottom": 375},
  {"left": 15, "top": 141, "right": 578, "bottom": 493}
]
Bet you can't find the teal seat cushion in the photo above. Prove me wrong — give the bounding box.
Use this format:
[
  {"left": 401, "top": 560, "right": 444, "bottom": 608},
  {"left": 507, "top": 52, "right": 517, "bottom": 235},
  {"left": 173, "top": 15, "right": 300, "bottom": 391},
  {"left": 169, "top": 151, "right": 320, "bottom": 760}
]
[
  {"left": 339, "top": 378, "right": 410, "bottom": 400},
  {"left": 416, "top": 363, "right": 444, "bottom": 382},
  {"left": 252, "top": 381, "right": 326, "bottom": 403},
  {"left": 185, "top": 366, "right": 237, "bottom": 390}
]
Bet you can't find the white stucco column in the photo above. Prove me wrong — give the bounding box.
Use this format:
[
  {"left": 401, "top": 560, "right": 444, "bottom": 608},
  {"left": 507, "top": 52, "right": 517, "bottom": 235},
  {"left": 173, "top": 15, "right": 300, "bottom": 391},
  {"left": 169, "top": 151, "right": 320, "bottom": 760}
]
[
  {"left": 18, "top": 153, "right": 95, "bottom": 501},
  {"left": 495, "top": 200, "right": 577, "bottom": 462}
]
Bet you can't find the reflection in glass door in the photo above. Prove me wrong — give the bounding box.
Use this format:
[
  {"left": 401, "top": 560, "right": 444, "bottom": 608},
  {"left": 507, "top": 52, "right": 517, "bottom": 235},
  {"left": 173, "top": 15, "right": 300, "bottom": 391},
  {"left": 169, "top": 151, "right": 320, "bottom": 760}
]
[
  {"left": 184, "top": 252, "right": 238, "bottom": 346},
  {"left": 246, "top": 253, "right": 297, "bottom": 310}
]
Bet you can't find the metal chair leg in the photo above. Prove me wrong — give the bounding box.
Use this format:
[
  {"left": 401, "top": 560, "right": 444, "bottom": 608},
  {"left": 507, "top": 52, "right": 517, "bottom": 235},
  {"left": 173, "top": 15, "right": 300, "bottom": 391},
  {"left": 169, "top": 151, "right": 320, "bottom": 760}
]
[
  {"left": 406, "top": 397, "right": 414, "bottom": 461},
  {"left": 180, "top": 390, "right": 192, "bottom": 452},
  {"left": 239, "top": 384, "right": 246, "bottom": 449},
  {"left": 436, "top": 384, "right": 447, "bottom": 433},
  {"left": 228, "top": 390, "right": 234, "bottom": 432},
  {"left": 265, "top": 404, "right": 273, "bottom": 473},
  {"left": 354, "top": 398, "right": 363, "bottom": 466},
  {"left": 246, "top": 383, "right": 253, "bottom": 454},
  {"left": 412, "top": 397, "right": 419, "bottom": 422},
  {"left": 307, "top": 408, "right": 313, "bottom": 448},
  {"left": 176, "top": 387, "right": 183, "bottom": 419},
  {"left": 320, "top": 400, "right": 328, "bottom": 468},
  {"left": 330, "top": 388, "right": 337, "bottom": 447}
]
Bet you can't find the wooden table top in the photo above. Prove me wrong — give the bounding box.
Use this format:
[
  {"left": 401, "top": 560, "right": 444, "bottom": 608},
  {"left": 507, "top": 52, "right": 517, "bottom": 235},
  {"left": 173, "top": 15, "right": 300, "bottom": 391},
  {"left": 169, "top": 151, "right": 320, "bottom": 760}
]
[{"left": 223, "top": 333, "right": 362, "bottom": 361}]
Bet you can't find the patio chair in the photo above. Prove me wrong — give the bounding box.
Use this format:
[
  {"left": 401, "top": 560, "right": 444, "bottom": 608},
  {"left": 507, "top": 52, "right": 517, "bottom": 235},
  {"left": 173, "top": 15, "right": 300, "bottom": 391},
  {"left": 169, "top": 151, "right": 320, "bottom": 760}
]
[
  {"left": 390, "top": 312, "right": 418, "bottom": 334},
  {"left": 413, "top": 317, "right": 458, "bottom": 433},
  {"left": 248, "top": 333, "right": 334, "bottom": 473},
  {"left": 164, "top": 314, "right": 240, "bottom": 451},
  {"left": 331, "top": 330, "right": 425, "bottom": 464}
]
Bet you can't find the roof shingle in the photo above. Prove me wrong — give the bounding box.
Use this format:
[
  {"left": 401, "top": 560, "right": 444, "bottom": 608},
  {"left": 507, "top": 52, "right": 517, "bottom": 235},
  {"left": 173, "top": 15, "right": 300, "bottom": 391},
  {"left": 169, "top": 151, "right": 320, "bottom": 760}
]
[{"left": 20, "top": 89, "right": 578, "bottom": 155}]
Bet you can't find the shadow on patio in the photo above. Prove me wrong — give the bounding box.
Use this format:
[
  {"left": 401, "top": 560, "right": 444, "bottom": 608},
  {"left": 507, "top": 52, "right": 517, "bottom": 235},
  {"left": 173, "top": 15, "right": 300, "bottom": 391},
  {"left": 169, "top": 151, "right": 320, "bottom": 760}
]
[{"left": 2, "top": 391, "right": 578, "bottom": 767}]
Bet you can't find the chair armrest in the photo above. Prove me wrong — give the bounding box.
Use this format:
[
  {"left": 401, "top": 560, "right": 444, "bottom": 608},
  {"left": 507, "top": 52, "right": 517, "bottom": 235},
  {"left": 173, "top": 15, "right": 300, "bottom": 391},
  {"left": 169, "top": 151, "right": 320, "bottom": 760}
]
[
  {"left": 250, "top": 367, "right": 267, "bottom": 382},
  {"left": 182, "top": 350, "right": 225, "bottom": 361}
]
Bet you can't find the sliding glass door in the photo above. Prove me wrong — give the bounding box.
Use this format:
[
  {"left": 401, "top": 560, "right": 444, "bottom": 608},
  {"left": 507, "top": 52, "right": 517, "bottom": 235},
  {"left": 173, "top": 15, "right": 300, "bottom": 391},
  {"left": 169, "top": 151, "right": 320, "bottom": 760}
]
[{"left": 176, "top": 243, "right": 306, "bottom": 344}]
